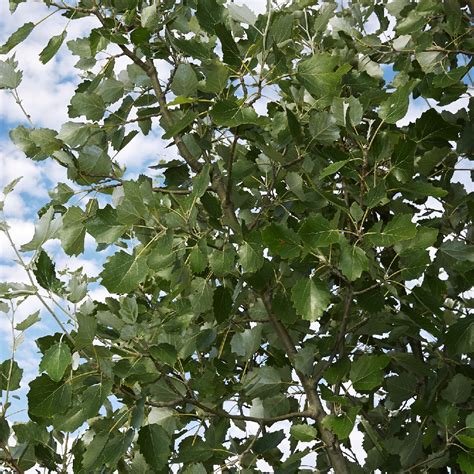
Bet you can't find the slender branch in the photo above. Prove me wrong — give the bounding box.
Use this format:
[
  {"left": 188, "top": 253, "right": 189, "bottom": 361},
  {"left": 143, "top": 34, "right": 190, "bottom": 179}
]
[
  {"left": 0, "top": 443, "right": 23, "bottom": 474},
  {"left": 146, "top": 397, "right": 311, "bottom": 424},
  {"left": 313, "top": 286, "right": 353, "bottom": 382},
  {"left": 1, "top": 226, "right": 75, "bottom": 345},
  {"left": 226, "top": 129, "right": 239, "bottom": 205}
]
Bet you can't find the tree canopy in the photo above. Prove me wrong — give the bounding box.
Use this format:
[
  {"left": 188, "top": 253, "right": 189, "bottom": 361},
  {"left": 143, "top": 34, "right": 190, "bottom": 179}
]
[{"left": 0, "top": 0, "right": 473, "bottom": 472}]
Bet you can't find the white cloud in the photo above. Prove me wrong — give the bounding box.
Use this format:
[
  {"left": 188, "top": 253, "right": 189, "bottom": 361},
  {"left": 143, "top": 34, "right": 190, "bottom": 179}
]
[{"left": 0, "top": 219, "right": 35, "bottom": 261}]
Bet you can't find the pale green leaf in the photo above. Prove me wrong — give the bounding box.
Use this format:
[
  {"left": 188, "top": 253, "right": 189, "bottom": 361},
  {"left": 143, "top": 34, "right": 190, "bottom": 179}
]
[
  {"left": 171, "top": 63, "right": 198, "bottom": 97},
  {"left": 15, "top": 310, "right": 40, "bottom": 331},
  {"left": 291, "top": 278, "right": 330, "bottom": 321},
  {"left": 39, "top": 342, "right": 72, "bottom": 382},
  {"left": 100, "top": 251, "right": 149, "bottom": 293}
]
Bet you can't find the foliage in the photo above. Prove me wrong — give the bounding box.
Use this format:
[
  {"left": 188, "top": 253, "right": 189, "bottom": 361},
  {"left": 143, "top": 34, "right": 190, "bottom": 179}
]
[{"left": 0, "top": 0, "right": 473, "bottom": 472}]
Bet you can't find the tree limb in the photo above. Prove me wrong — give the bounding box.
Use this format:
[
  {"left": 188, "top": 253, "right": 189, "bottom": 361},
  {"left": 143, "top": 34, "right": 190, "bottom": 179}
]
[{"left": 261, "top": 291, "right": 351, "bottom": 474}]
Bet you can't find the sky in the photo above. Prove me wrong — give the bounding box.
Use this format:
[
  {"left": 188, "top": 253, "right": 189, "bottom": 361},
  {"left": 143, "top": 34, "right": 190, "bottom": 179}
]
[{"left": 0, "top": 0, "right": 472, "bottom": 470}]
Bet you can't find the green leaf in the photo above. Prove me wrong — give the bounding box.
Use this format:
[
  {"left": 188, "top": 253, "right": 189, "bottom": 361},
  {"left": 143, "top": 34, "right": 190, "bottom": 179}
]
[
  {"left": 57, "top": 121, "right": 92, "bottom": 148},
  {"left": 39, "top": 342, "right": 72, "bottom": 382},
  {"left": 322, "top": 406, "right": 359, "bottom": 439},
  {"left": 445, "top": 318, "right": 474, "bottom": 355},
  {"left": 416, "top": 51, "right": 443, "bottom": 74},
  {"left": 183, "top": 463, "right": 207, "bottom": 474},
  {"left": 116, "top": 181, "right": 150, "bottom": 224},
  {"left": 213, "top": 286, "right": 232, "bottom": 323},
  {"left": 253, "top": 430, "right": 285, "bottom": 453},
  {"left": 350, "top": 355, "right": 390, "bottom": 391},
  {"left": 28, "top": 374, "right": 72, "bottom": 418},
  {"left": 214, "top": 24, "right": 242, "bottom": 68},
  {"left": 291, "top": 278, "right": 330, "bottom": 321},
  {"left": 290, "top": 424, "right": 317, "bottom": 442},
  {"left": 339, "top": 241, "right": 368, "bottom": 281},
  {"left": 231, "top": 325, "right": 262, "bottom": 359},
  {"left": 457, "top": 435, "right": 474, "bottom": 449},
  {"left": 399, "top": 181, "right": 448, "bottom": 198},
  {"left": 49, "top": 182, "right": 74, "bottom": 204},
  {"left": 0, "top": 58, "right": 22, "bottom": 89},
  {"left": 0, "top": 22, "right": 35, "bottom": 54},
  {"left": 3, "top": 177, "right": 22, "bottom": 195},
  {"left": 15, "top": 310, "right": 40, "bottom": 331},
  {"left": 238, "top": 238, "right": 264, "bottom": 273},
  {"left": 189, "top": 245, "right": 208, "bottom": 274},
  {"left": 199, "top": 60, "right": 229, "bottom": 94},
  {"left": 319, "top": 159, "right": 350, "bottom": 179},
  {"left": 141, "top": 4, "right": 159, "bottom": 30},
  {"left": 209, "top": 246, "right": 236, "bottom": 276},
  {"left": 439, "top": 241, "right": 474, "bottom": 262},
  {"left": 192, "top": 164, "right": 210, "bottom": 198},
  {"left": 287, "top": 109, "right": 303, "bottom": 144},
  {"left": 210, "top": 100, "right": 258, "bottom": 127},
  {"left": 296, "top": 53, "right": 350, "bottom": 102},
  {"left": 77, "top": 145, "right": 112, "bottom": 177},
  {"left": 411, "top": 109, "right": 460, "bottom": 146},
  {"left": 190, "top": 277, "right": 213, "bottom": 314},
  {"left": 86, "top": 205, "right": 127, "bottom": 244},
  {"left": 244, "top": 366, "right": 282, "bottom": 399},
  {"left": 33, "top": 250, "right": 63, "bottom": 293},
  {"left": 458, "top": 452, "right": 474, "bottom": 473},
  {"left": 399, "top": 424, "right": 423, "bottom": 467},
  {"left": 59, "top": 206, "right": 86, "bottom": 256},
  {"left": 75, "top": 313, "right": 97, "bottom": 350},
  {"left": 228, "top": 3, "right": 257, "bottom": 25},
  {"left": 195, "top": 0, "right": 224, "bottom": 34},
  {"left": 150, "top": 344, "right": 177, "bottom": 367},
  {"left": 100, "top": 250, "right": 149, "bottom": 293},
  {"left": 162, "top": 110, "right": 198, "bottom": 140},
  {"left": 70, "top": 92, "right": 105, "bottom": 121},
  {"left": 299, "top": 215, "right": 339, "bottom": 249},
  {"left": 171, "top": 64, "right": 198, "bottom": 97},
  {"left": 365, "top": 214, "right": 417, "bottom": 247},
  {"left": 0, "top": 359, "right": 23, "bottom": 390},
  {"left": 441, "top": 374, "right": 472, "bottom": 403},
  {"left": 137, "top": 424, "right": 171, "bottom": 470},
  {"left": 39, "top": 31, "right": 67, "bottom": 64},
  {"left": 378, "top": 81, "right": 413, "bottom": 124},
  {"left": 262, "top": 222, "right": 301, "bottom": 259},
  {"left": 96, "top": 78, "right": 125, "bottom": 104},
  {"left": 309, "top": 111, "right": 340, "bottom": 145}
]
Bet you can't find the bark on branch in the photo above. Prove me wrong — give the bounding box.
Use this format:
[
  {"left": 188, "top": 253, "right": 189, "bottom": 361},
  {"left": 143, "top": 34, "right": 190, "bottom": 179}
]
[{"left": 261, "top": 291, "right": 350, "bottom": 474}]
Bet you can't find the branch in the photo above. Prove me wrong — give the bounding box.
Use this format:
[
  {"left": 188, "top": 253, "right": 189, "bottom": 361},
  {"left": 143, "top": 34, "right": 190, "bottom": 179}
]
[
  {"left": 313, "top": 286, "right": 353, "bottom": 383},
  {"left": 261, "top": 291, "right": 351, "bottom": 473},
  {"left": 146, "top": 397, "right": 311, "bottom": 424},
  {"left": 226, "top": 129, "right": 239, "bottom": 205}
]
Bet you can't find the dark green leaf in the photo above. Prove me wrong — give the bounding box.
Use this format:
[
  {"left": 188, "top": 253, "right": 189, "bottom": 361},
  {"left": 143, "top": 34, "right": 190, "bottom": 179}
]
[
  {"left": 0, "top": 22, "right": 35, "bottom": 54},
  {"left": 33, "top": 250, "right": 63, "bottom": 292},
  {"left": 137, "top": 424, "right": 171, "bottom": 470},
  {"left": 39, "top": 31, "right": 67, "bottom": 64},
  {"left": 350, "top": 355, "right": 390, "bottom": 391},
  {"left": 28, "top": 374, "right": 72, "bottom": 418},
  {"left": 210, "top": 100, "right": 258, "bottom": 127},
  {"left": 299, "top": 215, "right": 339, "bottom": 249},
  {"left": 0, "top": 359, "right": 23, "bottom": 391}
]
